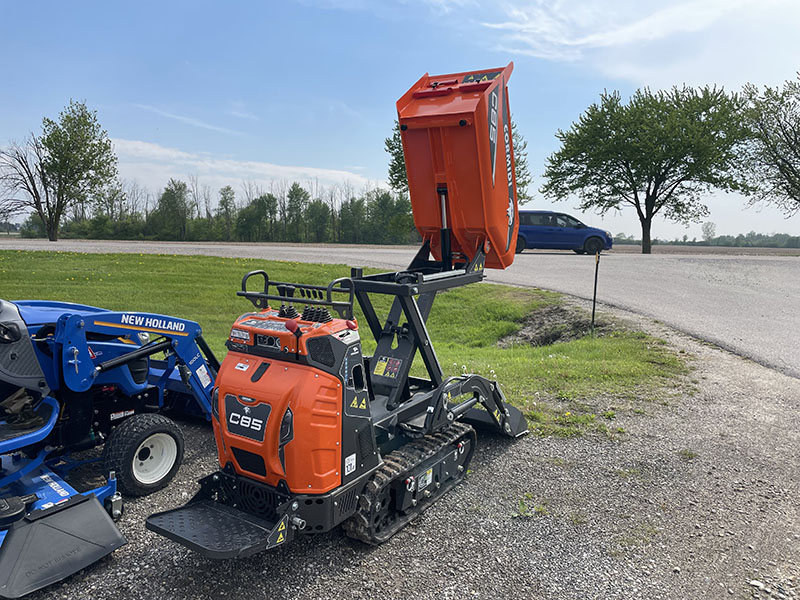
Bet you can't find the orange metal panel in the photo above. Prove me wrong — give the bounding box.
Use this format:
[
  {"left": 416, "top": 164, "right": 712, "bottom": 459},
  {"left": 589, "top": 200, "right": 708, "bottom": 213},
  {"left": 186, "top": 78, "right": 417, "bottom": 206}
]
[
  {"left": 397, "top": 63, "right": 519, "bottom": 269},
  {"left": 213, "top": 351, "right": 343, "bottom": 494}
]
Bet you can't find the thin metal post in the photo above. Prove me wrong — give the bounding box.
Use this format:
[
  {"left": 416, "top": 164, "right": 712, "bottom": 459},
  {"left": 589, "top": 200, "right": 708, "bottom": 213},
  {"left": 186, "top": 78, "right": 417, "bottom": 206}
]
[{"left": 591, "top": 252, "right": 599, "bottom": 336}]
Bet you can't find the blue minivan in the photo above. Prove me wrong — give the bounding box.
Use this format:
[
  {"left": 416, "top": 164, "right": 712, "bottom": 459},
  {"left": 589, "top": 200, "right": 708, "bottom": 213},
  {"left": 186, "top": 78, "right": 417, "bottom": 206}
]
[{"left": 516, "top": 210, "right": 613, "bottom": 254}]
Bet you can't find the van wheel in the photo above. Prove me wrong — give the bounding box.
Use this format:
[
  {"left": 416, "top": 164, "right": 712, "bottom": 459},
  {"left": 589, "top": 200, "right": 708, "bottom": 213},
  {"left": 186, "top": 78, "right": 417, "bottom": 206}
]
[
  {"left": 103, "top": 414, "right": 184, "bottom": 497},
  {"left": 584, "top": 237, "right": 604, "bottom": 255},
  {"left": 515, "top": 236, "right": 526, "bottom": 254}
]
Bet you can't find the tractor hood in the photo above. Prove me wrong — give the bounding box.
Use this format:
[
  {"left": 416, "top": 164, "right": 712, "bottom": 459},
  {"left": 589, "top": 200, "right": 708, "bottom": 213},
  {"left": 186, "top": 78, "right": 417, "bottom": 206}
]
[{"left": 10, "top": 300, "right": 108, "bottom": 327}]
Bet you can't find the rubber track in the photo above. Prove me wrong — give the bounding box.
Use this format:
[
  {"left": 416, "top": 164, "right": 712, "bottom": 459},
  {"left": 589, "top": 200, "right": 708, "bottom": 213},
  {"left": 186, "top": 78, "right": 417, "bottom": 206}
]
[{"left": 343, "top": 421, "right": 475, "bottom": 545}]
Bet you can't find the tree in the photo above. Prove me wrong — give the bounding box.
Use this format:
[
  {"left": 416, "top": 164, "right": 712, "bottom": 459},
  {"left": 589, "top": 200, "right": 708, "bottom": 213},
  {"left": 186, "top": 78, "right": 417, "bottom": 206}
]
[
  {"left": 339, "top": 196, "right": 366, "bottom": 243},
  {"left": 215, "top": 185, "right": 237, "bottom": 241},
  {"left": 541, "top": 87, "right": 747, "bottom": 253},
  {"left": 306, "top": 199, "right": 331, "bottom": 242},
  {"left": 286, "top": 183, "right": 310, "bottom": 242},
  {"left": 385, "top": 121, "right": 408, "bottom": 195},
  {"left": 701, "top": 221, "right": 716, "bottom": 242},
  {"left": 149, "top": 179, "right": 191, "bottom": 240},
  {"left": 511, "top": 118, "right": 532, "bottom": 203},
  {"left": 741, "top": 77, "right": 800, "bottom": 214},
  {"left": 385, "top": 117, "right": 532, "bottom": 202},
  {"left": 0, "top": 100, "right": 117, "bottom": 241}
]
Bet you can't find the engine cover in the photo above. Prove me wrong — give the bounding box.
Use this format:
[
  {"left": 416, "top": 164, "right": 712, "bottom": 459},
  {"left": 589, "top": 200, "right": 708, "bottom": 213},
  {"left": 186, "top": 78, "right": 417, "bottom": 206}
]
[{"left": 213, "top": 310, "right": 379, "bottom": 495}]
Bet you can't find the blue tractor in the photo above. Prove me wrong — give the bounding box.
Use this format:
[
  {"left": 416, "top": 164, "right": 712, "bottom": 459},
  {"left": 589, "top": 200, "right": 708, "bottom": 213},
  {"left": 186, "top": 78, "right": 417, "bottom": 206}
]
[{"left": 0, "top": 299, "right": 217, "bottom": 598}]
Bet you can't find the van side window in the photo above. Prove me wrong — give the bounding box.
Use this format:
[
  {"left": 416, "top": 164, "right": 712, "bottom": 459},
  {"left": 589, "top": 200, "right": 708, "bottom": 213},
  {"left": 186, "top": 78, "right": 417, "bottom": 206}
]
[{"left": 531, "top": 214, "right": 549, "bottom": 226}]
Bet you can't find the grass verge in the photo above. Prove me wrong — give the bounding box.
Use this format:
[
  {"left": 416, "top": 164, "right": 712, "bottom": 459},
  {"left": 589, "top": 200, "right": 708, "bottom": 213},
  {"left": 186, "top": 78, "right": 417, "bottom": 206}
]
[{"left": 0, "top": 250, "right": 687, "bottom": 435}]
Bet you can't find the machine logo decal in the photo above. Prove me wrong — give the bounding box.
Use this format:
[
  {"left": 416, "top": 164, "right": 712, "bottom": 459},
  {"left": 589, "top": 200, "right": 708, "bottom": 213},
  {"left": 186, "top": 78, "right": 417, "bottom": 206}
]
[
  {"left": 225, "top": 394, "right": 270, "bottom": 442},
  {"left": 119, "top": 314, "right": 186, "bottom": 332},
  {"left": 488, "top": 86, "right": 499, "bottom": 186},
  {"left": 501, "top": 76, "right": 516, "bottom": 252}
]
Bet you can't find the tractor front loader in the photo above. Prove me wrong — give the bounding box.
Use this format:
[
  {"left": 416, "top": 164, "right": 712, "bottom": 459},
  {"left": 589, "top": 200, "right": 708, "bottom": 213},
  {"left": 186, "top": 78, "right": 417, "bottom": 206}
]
[
  {"left": 0, "top": 301, "right": 218, "bottom": 598},
  {"left": 147, "top": 62, "right": 528, "bottom": 558}
]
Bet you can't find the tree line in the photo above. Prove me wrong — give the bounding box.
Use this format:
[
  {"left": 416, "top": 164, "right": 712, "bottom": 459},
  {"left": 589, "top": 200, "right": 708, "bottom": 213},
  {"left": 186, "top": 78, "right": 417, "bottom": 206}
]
[
  {"left": 18, "top": 177, "right": 417, "bottom": 245},
  {"left": 613, "top": 230, "right": 800, "bottom": 248},
  {"left": 1, "top": 102, "right": 531, "bottom": 245}
]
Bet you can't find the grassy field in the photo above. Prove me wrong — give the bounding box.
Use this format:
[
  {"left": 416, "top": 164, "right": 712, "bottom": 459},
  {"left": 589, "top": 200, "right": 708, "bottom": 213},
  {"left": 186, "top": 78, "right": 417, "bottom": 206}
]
[{"left": 0, "top": 250, "right": 687, "bottom": 436}]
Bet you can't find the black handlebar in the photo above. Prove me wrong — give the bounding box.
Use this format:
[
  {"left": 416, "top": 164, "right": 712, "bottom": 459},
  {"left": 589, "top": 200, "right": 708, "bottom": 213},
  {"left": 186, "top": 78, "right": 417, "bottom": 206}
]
[{"left": 237, "top": 270, "right": 355, "bottom": 320}]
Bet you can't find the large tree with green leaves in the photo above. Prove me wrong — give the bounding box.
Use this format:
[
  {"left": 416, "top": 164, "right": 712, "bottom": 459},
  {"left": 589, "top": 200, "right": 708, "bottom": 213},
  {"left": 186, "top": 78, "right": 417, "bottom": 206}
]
[
  {"left": 384, "top": 118, "right": 532, "bottom": 201},
  {"left": 741, "top": 77, "right": 800, "bottom": 215},
  {"left": 541, "top": 87, "right": 747, "bottom": 253},
  {"left": 0, "top": 100, "right": 118, "bottom": 241}
]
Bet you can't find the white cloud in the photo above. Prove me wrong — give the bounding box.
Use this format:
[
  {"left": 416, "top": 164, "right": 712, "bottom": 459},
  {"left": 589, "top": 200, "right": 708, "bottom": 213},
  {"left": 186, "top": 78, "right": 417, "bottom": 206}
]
[
  {"left": 482, "top": 0, "right": 800, "bottom": 88},
  {"left": 227, "top": 101, "right": 260, "bottom": 122},
  {"left": 112, "top": 138, "right": 379, "bottom": 195},
  {"left": 133, "top": 104, "right": 246, "bottom": 136}
]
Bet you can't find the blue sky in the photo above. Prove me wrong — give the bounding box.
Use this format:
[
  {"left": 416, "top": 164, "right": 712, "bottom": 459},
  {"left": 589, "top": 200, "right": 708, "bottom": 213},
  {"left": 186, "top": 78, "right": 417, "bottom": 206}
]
[{"left": 2, "top": 0, "right": 799, "bottom": 238}]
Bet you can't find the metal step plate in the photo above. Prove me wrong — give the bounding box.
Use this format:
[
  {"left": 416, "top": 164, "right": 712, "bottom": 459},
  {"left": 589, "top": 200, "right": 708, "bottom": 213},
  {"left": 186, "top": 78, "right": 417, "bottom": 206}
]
[{"left": 146, "top": 500, "right": 289, "bottom": 559}]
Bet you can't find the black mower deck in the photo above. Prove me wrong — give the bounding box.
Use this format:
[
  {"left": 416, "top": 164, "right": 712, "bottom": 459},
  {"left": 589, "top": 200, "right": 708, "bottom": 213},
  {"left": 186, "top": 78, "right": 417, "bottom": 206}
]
[
  {"left": 146, "top": 500, "right": 290, "bottom": 559},
  {"left": 0, "top": 495, "right": 126, "bottom": 599}
]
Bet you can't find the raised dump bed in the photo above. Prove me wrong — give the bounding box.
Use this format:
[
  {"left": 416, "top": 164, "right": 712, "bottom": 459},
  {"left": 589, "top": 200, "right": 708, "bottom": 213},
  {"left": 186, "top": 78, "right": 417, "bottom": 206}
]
[{"left": 397, "top": 62, "right": 518, "bottom": 269}]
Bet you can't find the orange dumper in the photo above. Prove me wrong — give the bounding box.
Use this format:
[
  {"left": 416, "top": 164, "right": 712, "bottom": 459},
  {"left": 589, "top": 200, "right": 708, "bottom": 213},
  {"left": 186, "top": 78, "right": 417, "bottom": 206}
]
[{"left": 397, "top": 62, "right": 518, "bottom": 270}]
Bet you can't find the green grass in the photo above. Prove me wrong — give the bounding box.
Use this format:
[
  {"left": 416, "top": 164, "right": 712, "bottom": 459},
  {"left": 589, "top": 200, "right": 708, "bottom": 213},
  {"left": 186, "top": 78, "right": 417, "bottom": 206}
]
[{"left": 0, "top": 250, "right": 687, "bottom": 425}]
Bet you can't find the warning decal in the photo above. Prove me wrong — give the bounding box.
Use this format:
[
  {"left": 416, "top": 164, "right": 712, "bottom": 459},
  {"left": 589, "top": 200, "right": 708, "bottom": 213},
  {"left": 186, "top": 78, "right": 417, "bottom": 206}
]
[
  {"left": 196, "top": 364, "right": 212, "bottom": 388},
  {"left": 373, "top": 356, "right": 402, "bottom": 379},
  {"left": 269, "top": 515, "right": 289, "bottom": 547},
  {"left": 417, "top": 468, "right": 433, "bottom": 491},
  {"left": 345, "top": 452, "right": 356, "bottom": 476},
  {"left": 462, "top": 71, "right": 501, "bottom": 83}
]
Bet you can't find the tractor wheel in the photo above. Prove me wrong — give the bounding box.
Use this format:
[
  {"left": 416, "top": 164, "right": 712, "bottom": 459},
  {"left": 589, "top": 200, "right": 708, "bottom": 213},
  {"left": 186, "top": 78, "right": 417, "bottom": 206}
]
[
  {"left": 103, "top": 413, "right": 184, "bottom": 497},
  {"left": 584, "top": 237, "right": 604, "bottom": 255},
  {"left": 515, "top": 236, "right": 526, "bottom": 254}
]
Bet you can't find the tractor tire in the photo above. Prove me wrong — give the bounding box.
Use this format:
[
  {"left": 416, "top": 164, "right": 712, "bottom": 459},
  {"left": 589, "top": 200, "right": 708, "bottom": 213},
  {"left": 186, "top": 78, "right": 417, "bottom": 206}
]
[
  {"left": 584, "top": 237, "right": 604, "bottom": 255},
  {"left": 515, "top": 236, "right": 526, "bottom": 254},
  {"left": 103, "top": 413, "right": 184, "bottom": 497}
]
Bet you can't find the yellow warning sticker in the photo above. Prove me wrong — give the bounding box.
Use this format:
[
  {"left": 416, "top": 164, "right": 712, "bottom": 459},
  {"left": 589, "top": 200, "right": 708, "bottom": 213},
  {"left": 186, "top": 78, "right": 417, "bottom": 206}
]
[
  {"left": 276, "top": 532, "right": 285, "bottom": 543},
  {"left": 278, "top": 521, "right": 286, "bottom": 532},
  {"left": 359, "top": 398, "right": 367, "bottom": 409},
  {"left": 350, "top": 397, "right": 359, "bottom": 408},
  {"left": 373, "top": 357, "right": 388, "bottom": 377},
  {"left": 493, "top": 409, "right": 501, "bottom": 422}
]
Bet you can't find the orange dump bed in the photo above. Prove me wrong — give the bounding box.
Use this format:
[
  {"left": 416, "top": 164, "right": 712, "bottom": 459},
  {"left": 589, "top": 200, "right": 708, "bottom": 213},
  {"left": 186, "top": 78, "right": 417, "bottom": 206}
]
[{"left": 397, "top": 63, "right": 518, "bottom": 269}]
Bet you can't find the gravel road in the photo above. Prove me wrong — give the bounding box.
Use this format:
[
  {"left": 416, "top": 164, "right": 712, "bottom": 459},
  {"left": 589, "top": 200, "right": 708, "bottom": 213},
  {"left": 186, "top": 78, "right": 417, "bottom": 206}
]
[{"left": 2, "top": 238, "right": 798, "bottom": 379}]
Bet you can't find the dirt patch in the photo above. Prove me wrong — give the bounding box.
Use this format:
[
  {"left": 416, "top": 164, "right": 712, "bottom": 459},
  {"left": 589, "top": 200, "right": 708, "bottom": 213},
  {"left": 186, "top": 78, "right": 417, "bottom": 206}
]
[{"left": 498, "top": 303, "right": 616, "bottom": 347}]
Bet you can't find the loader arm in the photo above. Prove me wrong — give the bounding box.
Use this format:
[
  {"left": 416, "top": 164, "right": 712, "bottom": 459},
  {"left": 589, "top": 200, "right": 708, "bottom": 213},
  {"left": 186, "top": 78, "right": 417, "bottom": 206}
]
[{"left": 52, "top": 311, "right": 217, "bottom": 420}]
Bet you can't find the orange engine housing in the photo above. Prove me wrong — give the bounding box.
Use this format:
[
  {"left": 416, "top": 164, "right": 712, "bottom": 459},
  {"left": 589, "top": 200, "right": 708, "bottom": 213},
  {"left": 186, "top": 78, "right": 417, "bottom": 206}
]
[
  {"left": 212, "top": 309, "right": 360, "bottom": 494},
  {"left": 397, "top": 62, "right": 519, "bottom": 269}
]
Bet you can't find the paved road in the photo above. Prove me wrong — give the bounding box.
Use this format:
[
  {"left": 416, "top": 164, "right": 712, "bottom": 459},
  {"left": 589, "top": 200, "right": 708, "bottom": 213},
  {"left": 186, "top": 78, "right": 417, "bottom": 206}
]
[{"left": 2, "top": 238, "right": 799, "bottom": 378}]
